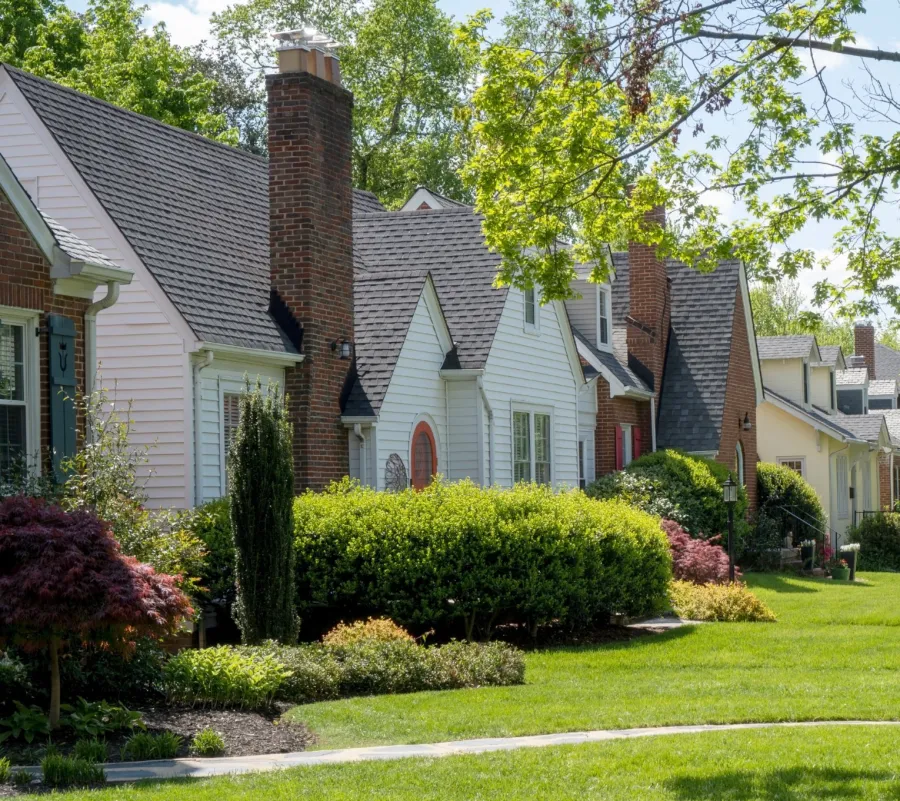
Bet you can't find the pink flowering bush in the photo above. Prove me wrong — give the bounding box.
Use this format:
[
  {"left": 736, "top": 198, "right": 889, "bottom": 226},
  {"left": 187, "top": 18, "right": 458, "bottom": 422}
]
[{"left": 662, "top": 518, "right": 738, "bottom": 585}]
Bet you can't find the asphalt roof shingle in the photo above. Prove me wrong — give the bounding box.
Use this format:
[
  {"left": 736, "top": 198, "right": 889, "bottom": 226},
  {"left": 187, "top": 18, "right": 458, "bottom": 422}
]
[
  {"left": 571, "top": 326, "right": 649, "bottom": 392},
  {"left": 836, "top": 412, "right": 887, "bottom": 443},
  {"left": 869, "top": 378, "right": 897, "bottom": 396},
  {"left": 815, "top": 345, "right": 844, "bottom": 367},
  {"left": 756, "top": 335, "right": 817, "bottom": 361},
  {"left": 875, "top": 343, "right": 900, "bottom": 381},
  {"left": 836, "top": 368, "right": 868, "bottom": 386},
  {"left": 8, "top": 66, "right": 384, "bottom": 353},
  {"left": 41, "top": 212, "right": 118, "bottom": 269}
]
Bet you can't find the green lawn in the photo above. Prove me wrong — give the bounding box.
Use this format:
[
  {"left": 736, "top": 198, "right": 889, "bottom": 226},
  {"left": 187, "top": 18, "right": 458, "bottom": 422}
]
[
  {"left": 286, "top": 573, "right": 900, "bottom": 750},
  {"left": 55, "top": 725, "right": 900, "bottom": 800}
]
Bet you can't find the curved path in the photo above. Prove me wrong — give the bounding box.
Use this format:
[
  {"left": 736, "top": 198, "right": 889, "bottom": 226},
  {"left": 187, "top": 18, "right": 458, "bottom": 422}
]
[{"left": 23, "top": 720, "right": 900, "bottom": 784}]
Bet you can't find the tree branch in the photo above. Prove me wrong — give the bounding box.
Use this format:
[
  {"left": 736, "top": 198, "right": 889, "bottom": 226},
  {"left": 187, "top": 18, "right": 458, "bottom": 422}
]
[{"left": 696, "top": 29, "right": 900, "bottom": 63}]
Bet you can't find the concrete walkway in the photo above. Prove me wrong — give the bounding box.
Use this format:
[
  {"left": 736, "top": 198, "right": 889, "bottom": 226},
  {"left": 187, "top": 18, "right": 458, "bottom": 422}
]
[{"left": 23, "top": 720, "right": 900, "bottom": 783}]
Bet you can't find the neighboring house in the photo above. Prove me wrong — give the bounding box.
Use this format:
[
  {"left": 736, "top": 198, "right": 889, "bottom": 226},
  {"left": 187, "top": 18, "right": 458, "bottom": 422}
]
[
  {"left": 0, "top": 151, "right": 132, "bottom": 481},
  {"left": 0, "top": 46, "right": 590, "bottom": 504},
  {"left": 565, "top": 209, "right": 763, "bottom": 511},
  {"left": 756, "top": 335, "right": 888, "bottom": 541}
]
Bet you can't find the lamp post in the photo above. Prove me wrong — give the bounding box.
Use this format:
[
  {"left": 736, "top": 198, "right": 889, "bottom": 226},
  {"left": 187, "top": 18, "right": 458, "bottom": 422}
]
[{"left": 722, "top": 477, "right": 737, "bottom": 583}]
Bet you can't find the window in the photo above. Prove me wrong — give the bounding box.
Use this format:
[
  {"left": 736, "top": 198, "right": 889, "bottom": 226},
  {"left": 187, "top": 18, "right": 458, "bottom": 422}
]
[
  {"left": 616, "top": 424, "right": 641, "bottom": 470},
  {"left": 894, "top": 463, "right": 900, "bottom": 507},
  {"left": 829, "top": 370, "right": 835, "bottom": 411},
  {"left": 411, "top": 421, "right": 437, "bottom": 490},
  {"left": 0, "top": 323, "right": 26, "bottom": 475},
  {"left": 524, "top": 287, "right": 537, "bottom": 328},
  {"left": 597, "top": 288, "right": 610, "bottom": 346},
  {"left": 513, "top": 410, "right": 551, "bottom": 484},
  {"left": 778, "top": 457, "right": 805, "bottom": 477},
  {"left": 735, "top": 441, "right": 745, "bottom": 486},
  {"left": 802, "top": 361, "right": 809, "bottom": 405},
  {"left": 223, "top": 392, "right": 241, "bottom": 455},
  {"left": 836, "top": 454, "right": 849, "bottom": 519}
]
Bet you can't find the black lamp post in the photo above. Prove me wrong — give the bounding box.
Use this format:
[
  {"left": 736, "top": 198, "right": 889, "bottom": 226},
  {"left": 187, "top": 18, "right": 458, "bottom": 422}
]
[{"left": 722, "top": 476, "right": 738, "bottom": 583}]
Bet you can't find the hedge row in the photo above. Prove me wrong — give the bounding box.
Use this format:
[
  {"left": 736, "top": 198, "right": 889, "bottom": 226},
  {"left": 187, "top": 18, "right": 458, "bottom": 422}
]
[
  {"left": 293, "top": 479, "right": 671, "bottom": 638},
  {"left": 848, "top": 514, "right": 900, "bottom": 571}
]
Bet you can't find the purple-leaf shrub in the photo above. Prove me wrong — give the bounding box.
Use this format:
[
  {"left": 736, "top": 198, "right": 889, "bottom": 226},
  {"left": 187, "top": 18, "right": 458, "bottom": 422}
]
[{"left": 662, "top": 518, "right": 738, "bottom": 585}]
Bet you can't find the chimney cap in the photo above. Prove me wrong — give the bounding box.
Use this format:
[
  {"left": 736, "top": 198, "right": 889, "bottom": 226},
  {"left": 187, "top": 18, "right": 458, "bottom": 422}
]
[
  {"left": 855, "top": 320, "right": 874, "bottom": 329},
  {"left": 273, "top": 28, "right": 341, "bottom": 53}
]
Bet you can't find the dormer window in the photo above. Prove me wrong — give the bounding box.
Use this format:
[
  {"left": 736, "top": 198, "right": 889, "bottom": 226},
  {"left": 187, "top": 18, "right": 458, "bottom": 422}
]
[
  {"left": 597, "top": 287, "right": 610, "bottom": 347},
  {"left": 802, "top": 361, "right": 810, "bottom": 405},
  {"left": 524, "top": 287, "right": 537, "bottom": 329},
  {"left": 829, "top": 370, "right": 835, "bottom": 411}
]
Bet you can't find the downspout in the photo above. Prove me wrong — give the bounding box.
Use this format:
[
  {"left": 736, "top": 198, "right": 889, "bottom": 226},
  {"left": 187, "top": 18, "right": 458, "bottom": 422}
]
[
  {"left": 477, "top": 376, "right": 495, "bottom": 486},
  {"left": 353, "top": 423, "right": 367, "bottom": 486},
  {"left": 192, "top": 350, "right": 214, "bottom": 507},
  {"left": 84, "top": 281, "right": 120, "bottom": 394},
  {"left": 650, "top": 395, "right": 658, "bottom": 452},
  {"left": 444, "top": 384, "right": 452, "bottom": 479}
]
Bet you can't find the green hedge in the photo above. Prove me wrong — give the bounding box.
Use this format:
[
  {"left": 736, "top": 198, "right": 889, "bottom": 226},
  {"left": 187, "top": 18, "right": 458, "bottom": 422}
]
[
  {"left": 293, "top": 479, "right": 671, "bottom": 637},
  {"left": 180, "top": 499, "right": 234, "bottom": 606},
  {"left": 756, "top": 461, "right": 827, "bottom": 545},
  {"left": 587, "top": 449, "right": 748, "bottom": 540},
  {"left": 848, "top": 514, "right": 900, "bottom": 571}
]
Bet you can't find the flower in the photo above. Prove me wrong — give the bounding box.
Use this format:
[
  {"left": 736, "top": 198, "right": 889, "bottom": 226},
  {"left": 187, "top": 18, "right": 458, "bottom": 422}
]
[{"left": 839, "top": 543, "right": 861, "bottom": 552}]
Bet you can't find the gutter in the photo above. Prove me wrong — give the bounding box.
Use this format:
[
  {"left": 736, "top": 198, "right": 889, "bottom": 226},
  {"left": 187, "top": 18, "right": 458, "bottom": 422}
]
[
  {"left": 193, "top": 350, "right": 214, "bottom": 505},
  {"left": 198, "top": 341, "right": 305, "bottom": 367},
  {"left": 650, "top": 395, "right": 657, "bottom": 452},
  {"left": 84, "top": 281, "right": 121, "bottom": 394},
  {"left": 352, "top": 423, "right": 367, "bottom": 486}
]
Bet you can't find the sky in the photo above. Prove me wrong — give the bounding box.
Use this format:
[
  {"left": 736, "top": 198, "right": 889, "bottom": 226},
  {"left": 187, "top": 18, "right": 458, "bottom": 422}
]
[{"left": 63, "top": 0, "right": 900, "bottom": 319}]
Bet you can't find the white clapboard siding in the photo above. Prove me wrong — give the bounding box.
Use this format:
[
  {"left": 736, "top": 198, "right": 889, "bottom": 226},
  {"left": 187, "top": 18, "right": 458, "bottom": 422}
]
[
  {"left": 446, "top": 379, "right": 480, "bottom": 482},
  {"left": 375, "top": 292, "right": 448, "bottom": 490},
  {"left": 481, "top": 288, "right": 580, "bottom": 487},
  {"left": 577, "top": 380, "right": 598, "bottom": 484},
  {"left": 196, "top": 359, "right": 285, "bottom": 504},
  {"left": 565, "top": 278, "right": 596, "bottom": 342},
  {"left": 0, "top": 79, "right": 192, "bottom": 508}
]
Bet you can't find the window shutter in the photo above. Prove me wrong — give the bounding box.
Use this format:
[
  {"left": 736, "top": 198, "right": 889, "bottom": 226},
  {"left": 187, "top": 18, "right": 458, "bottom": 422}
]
[
  {"left": 632, "top": 427, "right": 642, "bottom": 460},
  {"left": 615, "top": 425, "right": 624, "bottom": 470},
  {"left": 47, "top": 314, "right": 77, "bottom": 483}
]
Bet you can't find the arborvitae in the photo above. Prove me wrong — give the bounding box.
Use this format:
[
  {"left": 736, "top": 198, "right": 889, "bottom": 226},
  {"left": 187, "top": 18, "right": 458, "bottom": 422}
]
[{"left": 229, "top": 382, "right": 298, "bottom": 644}]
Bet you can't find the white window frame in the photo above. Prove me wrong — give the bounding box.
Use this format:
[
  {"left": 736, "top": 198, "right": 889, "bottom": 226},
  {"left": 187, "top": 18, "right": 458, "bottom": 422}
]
[
  {"left": 777, "top": 456, "right": 806, "bottom": 478},
  {"left": 836, "top": 454, "right": 849, "bottom": 519},
  {"left": 523, "top": 287, "right": 540, "bottom": 333},
  {"left": 596, "top": 286, "right": 612, "bottom": 350},
  {"left": 511, "top": 404, "right": 554, "bottom": 485},
  {"left": 621, "top": 423, "right": 634, "bottom": 466},
  {"left": 802, "top": 361, "right": 810, "bottom": 406},
  {"left": 0, "top": 308, "right": 41, "bottom": 477}
]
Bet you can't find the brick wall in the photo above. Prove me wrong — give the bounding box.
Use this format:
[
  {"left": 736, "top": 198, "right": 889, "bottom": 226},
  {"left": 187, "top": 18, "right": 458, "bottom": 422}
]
[
  {"left": 594, "top": 377, "right": 651, "bottom": 476},
  {"left": 267, "top": 69, "right": 355, "bottom": 492},
  {"left": 854, "top": 322, "right": 876, "bottom": 379},
  {"left": 0, "top": 191, "right": 89, "bottom": 457},
  {"left": 626, "top": 205, "right": 670, "bottom": 403},
  {"left": 878, "top": 452, "right": 892, "bottom": 510},
  {"left": 717, "top": 284, "right": 758, "bottom": 514}
]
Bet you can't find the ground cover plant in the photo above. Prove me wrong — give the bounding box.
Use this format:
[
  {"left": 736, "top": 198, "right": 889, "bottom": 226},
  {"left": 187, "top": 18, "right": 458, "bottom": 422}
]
[
  {"left": 283, "top": 573, "right": 900, "bottom": 749},
  {"left": 668, "top": 581, "right": 777, "bottom": 623},
  {"left": 33, "top": 724, "right": 900, "bottom": 801}
]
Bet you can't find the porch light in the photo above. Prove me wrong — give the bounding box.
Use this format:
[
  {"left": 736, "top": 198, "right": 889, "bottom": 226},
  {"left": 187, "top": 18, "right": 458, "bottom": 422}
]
[
  {"left": 743, "top": 412, "right": 752, "bottom": 431},
  {"left": 722, "top": 477, "right": 737, "bottom": 583},
  {"left": 722, "top": 476, "right": 738, "bottom": 505},
  {"left": 331, "top": 339, "right": 353, "bottom": 359}
]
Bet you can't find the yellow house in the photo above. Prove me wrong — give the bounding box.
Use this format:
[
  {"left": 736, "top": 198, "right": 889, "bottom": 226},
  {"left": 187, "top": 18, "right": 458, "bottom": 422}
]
[{"left": 756, "top": 336, "right": 889, "bottom": 544}]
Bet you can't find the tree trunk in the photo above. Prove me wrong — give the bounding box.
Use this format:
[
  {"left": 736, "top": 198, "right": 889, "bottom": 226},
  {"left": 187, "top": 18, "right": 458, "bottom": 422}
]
[{"left": 49, "top": 636, "right": 61, "bottom": 730}]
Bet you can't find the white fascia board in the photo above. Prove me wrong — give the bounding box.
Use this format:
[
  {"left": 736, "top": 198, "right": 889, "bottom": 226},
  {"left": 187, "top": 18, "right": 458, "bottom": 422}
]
[
  {"left": 555, "top": 299, "right": 588, "bottom": 387},
  {"left": 575, "top": 336, "right": 652, "bottom": 399},
  {"left": 342, "top": 415, "right": 377, "bottom": 425},
  {"left": 739, "top": 264, "right": 765, "bottom": 406},
  {"left": 402, "top": 187, "right": 443, "bottom": 211},
  {"left": 422, "top": 274, "right": 454, "bottom": 354},
  {"left": 0, "top": 150, "right": 57, "bottom": 263},
  {"left": 199, "top": 341, "right": 305, "bottom": 366}
]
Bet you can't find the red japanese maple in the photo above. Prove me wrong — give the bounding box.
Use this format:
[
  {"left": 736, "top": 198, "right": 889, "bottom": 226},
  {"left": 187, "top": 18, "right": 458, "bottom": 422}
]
[
  {"left": 662, "top": 518, "right": 740, "bottom": 585},
  {"left": 0, "top": 496, "right": 192, "bottom": 727}
]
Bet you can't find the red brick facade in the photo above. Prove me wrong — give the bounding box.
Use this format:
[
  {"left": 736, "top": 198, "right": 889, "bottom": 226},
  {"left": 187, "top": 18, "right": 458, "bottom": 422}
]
[
  {"left": 267, "top": 68, "right": 355, "bottom": 492},
  {"left": 854, "top": 322, "right": 876, "bottom": 379},
  {"left": 878, "top": 452, "right": 892, "bottom": 510},
  {"left": 0, "top": 191, "right": 89, "bottom": 458},
  {"left": 717, "top": 285, "right": 758, "bottom": 513},
  {"left": 594, "top": 384, "right": 651, "bottom": 477}
]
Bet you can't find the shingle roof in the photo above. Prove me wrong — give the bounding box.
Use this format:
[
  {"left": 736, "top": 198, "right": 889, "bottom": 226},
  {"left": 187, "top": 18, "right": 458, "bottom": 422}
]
[
  {"left": 875, "top": 343, "right": 900, "bottom": 381},
  {"left": 41, "top": 212, "right": 118, "bottom": 269},
  {"left": 869, "top": 378, "right": 897, "bottom": 396},
  {"left": 836, "top": 412, "right": 887, "bottom": 443},
  {"left": 345, "top": 270, "right": 431, "bottom": 417},
  {"left": 880, "top": 410, "right": 900, "bottom": 447},
  {"left": 815, "top": 345, "right": 844, "bottom": 367},
  {"left": 765, "top": 387, "right": 859, "bottom": 440},
  {"left": 571, "top": 326, "right": 649, "bottom": 392},
  {"left": 756, "top": 335, "right": 817, "bottom": 361},
  {"left": 7, "top": 66, "right": 384, "bottom": 353},
  {"left": 836, "top": 368, "right": 868, "bottom": 386},
  {"left": 352, "top": 208, "right": 507, "bottom": 369}
]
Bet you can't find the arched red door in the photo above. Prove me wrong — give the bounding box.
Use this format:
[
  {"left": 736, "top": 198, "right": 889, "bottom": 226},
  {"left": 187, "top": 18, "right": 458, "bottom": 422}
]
[{"left": 411, "top": 421, "right": 437, "bottom": 490}]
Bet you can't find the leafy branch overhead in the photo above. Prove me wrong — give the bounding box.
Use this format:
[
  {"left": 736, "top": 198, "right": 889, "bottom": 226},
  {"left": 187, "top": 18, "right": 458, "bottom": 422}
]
[{"left": 463, "top": 0, "right": 900, "bottom": 318}]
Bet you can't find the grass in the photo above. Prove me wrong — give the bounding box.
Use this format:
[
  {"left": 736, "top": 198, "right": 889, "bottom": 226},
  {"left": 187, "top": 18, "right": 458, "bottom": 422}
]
[
  {"left": 49, "top": 724, "right": 900, "bottom": 800},
  {"left": 284, "top": 572, "right": 900, "bottom": 749}
]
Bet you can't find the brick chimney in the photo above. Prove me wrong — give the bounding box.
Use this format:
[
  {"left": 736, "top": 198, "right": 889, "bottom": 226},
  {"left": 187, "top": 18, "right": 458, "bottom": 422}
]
[
  {"left": 268, "top": 29, "right": 354, "bottom": 491},
  {"left": 854, "top": 321, "right": 876, "bottom": 379},
  {"left": 626, "top": 204, "right": 670, "bottom": 402}
]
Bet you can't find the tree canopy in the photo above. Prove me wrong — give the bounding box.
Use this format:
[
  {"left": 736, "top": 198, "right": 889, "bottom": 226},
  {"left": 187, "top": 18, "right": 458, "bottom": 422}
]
[
  {"left": 462, "top": 0, "right": 900, "bottom": 314},
  {"left": 1, "top": 0, "right": 235, "bottom": 142}
]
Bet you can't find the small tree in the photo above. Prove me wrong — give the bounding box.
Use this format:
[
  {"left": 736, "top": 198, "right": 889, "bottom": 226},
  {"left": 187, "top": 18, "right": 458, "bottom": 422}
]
[
  {"left": 229, "top": 382, "right": 297, "bottom": 645},
  {"left": 0, "top": 496, "right": 192, "bottom": 728}
]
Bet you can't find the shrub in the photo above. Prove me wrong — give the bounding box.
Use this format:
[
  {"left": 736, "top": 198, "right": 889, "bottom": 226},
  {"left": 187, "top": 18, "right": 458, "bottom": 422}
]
[
  {"left": 122, "top": 732, "right": 182, "bottom": 761},
  {"left": 663, "top": 519, "right": 737, "bottom": 584},
  {"left": 847, "top": 514, "right": 900, "bottom": 572},
  {"left": 41, "top": 754, "right": 105, "bottom": 787},
  {"left": 180, "top": 499, "right": 234, "bottom": 606},
  {"left": 621, "top": 450, "right": 748, "bottom": 539},
  {"left": 0, "top": 702, "right": 50, "bottom": 744},
  {"left": 230, "top": 383, "right": 297, "bottom": 645},
  {"left": 0, "top": 757, "right": 10, "bottom": 783},
  {"left": 245, "top": 639, "right": 525, "bottom": 704},
  {"left": 163, "top": 645, "right": 290, "bottom": 709},
  {"left": 191, "top": 728, "right": 226, "bottom": 757},
  {"left": 12, "top": 769, "right": 32, "bottom": 788},
  {"left": 669, "top": 581, "right": 777, "bottom": 622},
  {"left": 0, "top": 652, "right": 32, "bottom": 712},
  {"left": 61, "top": 698, "right": 143, "bottom": 738},
  {"left": 0, "top": 496, "right": 192, "bottom": 728},
  {"left": 323, "top": 618, "right": 415, "bottom": 646},
  {"left": 754, "top": 462, "right": 827, "bottom": 552},
  {"left": 294, "top": 480, "right": 671, "bottom": 637},
  {"left": 73, "top": 739, "right": 108, "bottom": 764},
  {"left": 58, "top": 638, "right": 167, "bottom": 704},
  {"left": 585, "top": 471, "right": 683, "bottom": 523}
]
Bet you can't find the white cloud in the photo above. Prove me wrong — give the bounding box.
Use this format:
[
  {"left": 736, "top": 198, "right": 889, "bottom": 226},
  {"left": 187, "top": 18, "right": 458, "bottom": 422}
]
[{"left": 143, "top": 0, "right": 235, "bottom": 47}]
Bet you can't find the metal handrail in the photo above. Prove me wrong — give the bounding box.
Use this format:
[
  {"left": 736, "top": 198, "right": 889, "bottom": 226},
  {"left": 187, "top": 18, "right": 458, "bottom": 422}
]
[{"left": 771, "top": 503, "right": 841, "bottom": 555}]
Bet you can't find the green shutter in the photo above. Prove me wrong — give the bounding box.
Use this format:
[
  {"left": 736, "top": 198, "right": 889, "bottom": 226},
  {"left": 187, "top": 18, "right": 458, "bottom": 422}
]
[{"left": 47, "top": 314, "right": 77, "bottom": 483}]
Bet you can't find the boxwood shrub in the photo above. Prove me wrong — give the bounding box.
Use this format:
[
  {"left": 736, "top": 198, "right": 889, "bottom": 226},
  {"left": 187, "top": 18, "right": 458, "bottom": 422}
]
[
  {"left": 755, "top": 461, "right": 827, "bottom": 546},
  {"left": 293, "top": 479, "right": 671, "bottom": 637}
]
